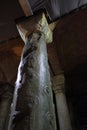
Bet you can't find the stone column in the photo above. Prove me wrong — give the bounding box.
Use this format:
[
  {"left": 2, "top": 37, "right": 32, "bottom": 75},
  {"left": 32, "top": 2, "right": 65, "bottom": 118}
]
[
  {"left": 52, "top": 74, "right": 72, "bottom": 130},
  {"left": 8, "top": 12, "right": 57, "bottom": 130},
  {"left": 0, "top": 83, "right": 14, "bottom": 130}
]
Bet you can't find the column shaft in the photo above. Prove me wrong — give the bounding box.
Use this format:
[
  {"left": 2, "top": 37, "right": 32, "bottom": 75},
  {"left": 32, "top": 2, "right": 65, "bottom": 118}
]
[
  {"left": 8, "top": 32, "right": 56, "bottom": 130},
  {"left": 52, "top": 75, "right": 72, "bottom": 130},
  {"left": 56, "top": 93, "right": 72, "bottom": 130},
  {"left": 0, "top": 83, "right": 13, "bottom": 130}
]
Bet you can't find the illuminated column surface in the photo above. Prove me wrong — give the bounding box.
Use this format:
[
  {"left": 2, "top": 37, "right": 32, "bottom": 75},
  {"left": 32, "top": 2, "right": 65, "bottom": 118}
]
[
  {"left": 8, "top": 12, "right": 57, "bottom": 130},
  {"left": 52, "top": 74, "right": 72, "bottom": 130}
]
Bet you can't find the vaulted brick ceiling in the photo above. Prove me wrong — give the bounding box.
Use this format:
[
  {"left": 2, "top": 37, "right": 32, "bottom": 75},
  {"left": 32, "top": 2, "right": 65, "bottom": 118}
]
[
  {"left": 0, "top": 0, "right": 87, "bottom": 42},
  {"left": 53, "top": 7, "right": 87, "bottom": 72},
  {"left": 0, "top": 1, "right": 87, "bottom": 73},
  {"left": 0, "top": 0, "right": 24, "bottom": 42}
]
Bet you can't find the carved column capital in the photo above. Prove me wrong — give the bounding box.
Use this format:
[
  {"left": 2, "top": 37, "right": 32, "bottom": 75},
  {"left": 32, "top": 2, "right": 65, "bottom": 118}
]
[
  {"left": 52, "top": 74, "right": 65, "bottom": 94},
  {"left": 16, "top": 12, "right": 52, "bottom": 44}
]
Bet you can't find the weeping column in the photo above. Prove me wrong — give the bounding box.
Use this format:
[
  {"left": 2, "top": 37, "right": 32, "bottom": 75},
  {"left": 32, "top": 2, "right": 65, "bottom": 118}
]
[
  {"left": 52, "top": 74, "right": 72, "bottom": 130},
  {"left": 8, "top": 12, "right": 57, "bottom": 130}
]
